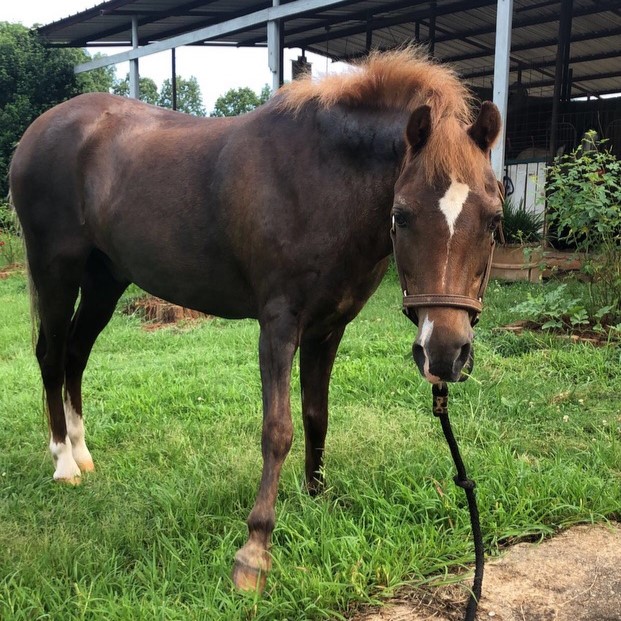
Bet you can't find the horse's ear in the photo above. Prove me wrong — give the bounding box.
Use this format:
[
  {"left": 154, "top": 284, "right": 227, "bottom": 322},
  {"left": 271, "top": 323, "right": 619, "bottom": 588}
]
[
  {"left": 468, "top": 101, "right": 501, "bottom": 152},
  {"left": 406, "top": 105, "right": 432, "bottom": 152}
]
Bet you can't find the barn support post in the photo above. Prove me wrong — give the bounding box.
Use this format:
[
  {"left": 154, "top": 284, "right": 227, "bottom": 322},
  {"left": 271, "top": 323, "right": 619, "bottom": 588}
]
[
  {"left": 171, "top": 48, "right": 177, "bottom": 111},
  {"left": 365, "top": 16, "right": 373, "bottom": 52},
  {"left": 129, "top": 16, "right": 140, "bottom": 99},
  {"left": 268, "top": 0, "right": 283, "bottom": 91},
  {"left": 549, "top": 0, "right": 574, "bottom": 160},
  {"left": 428, "top": 1, "right": 436, "bottom": 56},
  {"left": 490, "top": 0, "right": 514, "bottom": 181}
]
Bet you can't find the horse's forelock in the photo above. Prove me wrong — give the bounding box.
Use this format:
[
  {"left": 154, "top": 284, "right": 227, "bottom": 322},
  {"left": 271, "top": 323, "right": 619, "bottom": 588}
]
[{"left": 415, "top": 118, "right": 491, "bottom": 188}]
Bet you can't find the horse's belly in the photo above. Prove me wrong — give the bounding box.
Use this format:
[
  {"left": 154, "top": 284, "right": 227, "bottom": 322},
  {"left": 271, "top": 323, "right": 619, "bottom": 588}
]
[{"left": 98, "top": 239, "right": 257, "bottom": 319}]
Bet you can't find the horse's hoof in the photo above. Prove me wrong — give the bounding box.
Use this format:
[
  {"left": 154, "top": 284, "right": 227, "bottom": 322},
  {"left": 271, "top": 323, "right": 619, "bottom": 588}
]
[
  {"left": 77, "top": 459, "right": 95, "bottom": 473},
  {"left": 53, "top": 460, "right": 82, "bottom": 485},
  {"left": 233, "top": 543, "right": 271, "bottom": 592},
  {"left": 54, "top": 474, "right": 81, "bottom": 486},
  {"left": 232, "top": 559, "right": 267, "bottom": 593}
]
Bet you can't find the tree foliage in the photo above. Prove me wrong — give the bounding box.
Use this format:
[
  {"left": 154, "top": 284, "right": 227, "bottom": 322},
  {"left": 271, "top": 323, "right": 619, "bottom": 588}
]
[
  {"left": 159, "top": 75, "right": 206, "bottom": 116},
  {"left": 0, "top": 21, "right": 209, "bottom": 201},
  {"left": 72, "top": 52, "right": 116, "bottom": 94},
  {"left": 112, "top": 74, "right": 206, "bottom": 115},
  {"left": 0, "top": 23, "right": 115, "bottom": 197},
  {"left": 113, "top": 74, "right": 160, "bottom": 106},
  {"left": 210, "top": 85, "right": 271, "bottom": 117}
]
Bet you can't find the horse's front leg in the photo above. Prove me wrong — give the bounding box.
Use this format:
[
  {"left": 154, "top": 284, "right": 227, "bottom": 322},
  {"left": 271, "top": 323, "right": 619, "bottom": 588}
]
[
  {"left": 300, "top": 325, "right": 346, "bottom": 495},
  {"left": 233, "top": 309, "right": 299, "bottom": 592}
]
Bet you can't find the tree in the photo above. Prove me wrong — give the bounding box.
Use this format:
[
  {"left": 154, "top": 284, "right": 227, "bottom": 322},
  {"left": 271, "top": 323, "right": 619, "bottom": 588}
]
[
  {"left": 159, "top": 75, "right": 206, "bottom": 116},
  {"left": 113, "top": 74, "right": 159, "bottom": 106},
  {"left": 0, "top": 23, "right": 113, "bottom": 198},
  {"left": 210, "top": 85, "right": 271, "bottom": 117},
  {"left": 72, "top": 52, "right": 116, "bottom": 94}
]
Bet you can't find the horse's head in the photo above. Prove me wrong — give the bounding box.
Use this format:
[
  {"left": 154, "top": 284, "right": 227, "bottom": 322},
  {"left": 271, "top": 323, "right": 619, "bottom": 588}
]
[{"left": 392, "top": 101, "right": 503, "bottom": 383}]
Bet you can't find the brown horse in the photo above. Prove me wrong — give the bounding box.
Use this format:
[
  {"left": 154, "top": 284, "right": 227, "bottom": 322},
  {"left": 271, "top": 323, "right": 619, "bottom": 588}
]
[{"left": 9, "top": 47, "right": 502, "bottom": 591}]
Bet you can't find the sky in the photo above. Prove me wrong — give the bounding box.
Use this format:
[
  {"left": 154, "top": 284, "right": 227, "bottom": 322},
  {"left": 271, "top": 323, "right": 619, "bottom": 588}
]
[{"left": 2, "top": 0, "right": 346, "bottom": 112}]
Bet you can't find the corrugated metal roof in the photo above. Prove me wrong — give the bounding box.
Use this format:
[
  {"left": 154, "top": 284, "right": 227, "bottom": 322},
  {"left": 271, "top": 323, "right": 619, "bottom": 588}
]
[{"left": 37, "top": 0, "right": 621, "bottom": 96}]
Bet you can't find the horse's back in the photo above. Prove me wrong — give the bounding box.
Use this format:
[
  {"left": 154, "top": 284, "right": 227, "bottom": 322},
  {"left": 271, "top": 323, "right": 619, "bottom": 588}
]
[
  {"left": 10, "top": 93, "right": 260, "bottom": 316},
  {"left": 10, "top": 93, "right": 219, "bottom": 201}
]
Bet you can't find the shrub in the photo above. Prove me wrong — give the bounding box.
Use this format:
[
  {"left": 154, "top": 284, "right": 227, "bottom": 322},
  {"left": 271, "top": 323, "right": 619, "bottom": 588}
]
[
  {"left": 546, "top": 132, "right": 621, "bottom": 323},
  {"left": 501, "top": 197, "right": 544, "bottom": 244}
]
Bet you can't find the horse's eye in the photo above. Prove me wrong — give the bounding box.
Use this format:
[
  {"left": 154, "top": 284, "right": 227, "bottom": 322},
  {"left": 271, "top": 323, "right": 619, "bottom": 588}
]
[
  {"left": 393, "top": 211, "right": 409, "bottom": 228},
  {"left": 488, "top": 213, "right": 502, "bottom": 232}
]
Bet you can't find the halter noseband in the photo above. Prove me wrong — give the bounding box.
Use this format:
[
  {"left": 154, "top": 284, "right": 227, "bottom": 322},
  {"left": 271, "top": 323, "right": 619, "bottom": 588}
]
[{"left": 391, "top": 182, "right": 503, "bottom": 327}]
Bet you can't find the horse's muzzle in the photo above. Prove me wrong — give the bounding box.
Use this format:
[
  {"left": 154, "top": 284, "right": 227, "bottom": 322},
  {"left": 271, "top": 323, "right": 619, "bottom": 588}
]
[{"left": 412, "top": 336, "right": 474, "bottom": 383}]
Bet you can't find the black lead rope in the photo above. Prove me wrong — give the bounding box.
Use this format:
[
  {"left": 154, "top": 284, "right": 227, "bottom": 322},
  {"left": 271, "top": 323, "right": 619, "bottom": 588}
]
[{"left": 432, "top": 382, "right": 484, "bottom": 621}]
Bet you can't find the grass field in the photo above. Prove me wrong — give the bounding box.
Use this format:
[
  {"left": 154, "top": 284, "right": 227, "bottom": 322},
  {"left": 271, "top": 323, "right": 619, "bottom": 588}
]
[{"left": 1, "top": 264, "right": 620, "bottom": 620}]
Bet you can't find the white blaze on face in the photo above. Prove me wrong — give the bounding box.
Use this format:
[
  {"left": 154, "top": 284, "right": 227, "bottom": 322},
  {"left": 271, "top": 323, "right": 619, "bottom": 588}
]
[
  {"left": 438, "top": 178, "right": 470, "bottom": 238},
  {"left": 418, "top": 314, "right": 441, "bottom": 383},
  {"left": 438, "top": 178, "right": 471, "bottom": 286}
]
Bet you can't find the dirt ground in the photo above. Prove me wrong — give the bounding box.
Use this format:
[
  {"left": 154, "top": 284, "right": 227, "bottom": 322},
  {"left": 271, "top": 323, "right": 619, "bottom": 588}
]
[{"left": 355, "top": 522, "right": 621, "bottom": 621}]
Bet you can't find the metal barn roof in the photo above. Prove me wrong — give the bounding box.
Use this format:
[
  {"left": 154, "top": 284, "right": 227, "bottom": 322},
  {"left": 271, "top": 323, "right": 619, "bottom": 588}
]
[{"left": 38, "top": 0, "right": 621, "bottom": 97}]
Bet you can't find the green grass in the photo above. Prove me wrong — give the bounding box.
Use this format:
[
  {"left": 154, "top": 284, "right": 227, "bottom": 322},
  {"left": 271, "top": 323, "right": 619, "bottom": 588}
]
[{"left": 1, "top": 268, "right": 620, "bottom": 620}]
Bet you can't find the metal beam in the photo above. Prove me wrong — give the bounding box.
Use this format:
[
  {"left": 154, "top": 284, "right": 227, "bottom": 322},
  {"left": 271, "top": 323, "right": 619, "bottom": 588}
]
[
  {"left": 100, "top": 0, "right": 218, "bottom": 19},
  {"left": 289, "top": 0, "right": 619, "bottom": 50},
  {"left": 134, "top": 1, "right": 271, "bottom": 44},
  {"left": 461, "top": 50, "right": 620, "bottom": 79},
  {"left": 243, "top": 0, "right": 494, "bottom": 46},
  {"left": 129, "top": 16, "right": 139, "bottom": 99},
  {"left": 524, "top": 70, "right": 621, "bottom": 90},
  {"left": 65, "top": 0, "right": 233, "bottom": 47},
  {"left": 74, "top": 0, "right": 352, "bottom": 73},
  {"left": 491, "top": 0, "right": 513, "bottom": 180},
  {"left": 445, "top": 24, "right": 621, "bottom": 62}
]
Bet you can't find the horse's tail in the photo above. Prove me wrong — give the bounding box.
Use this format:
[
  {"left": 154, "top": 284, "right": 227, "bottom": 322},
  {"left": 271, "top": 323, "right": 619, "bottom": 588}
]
[{"left": 7, "top": 187, "right": 39, "bottom": 351}]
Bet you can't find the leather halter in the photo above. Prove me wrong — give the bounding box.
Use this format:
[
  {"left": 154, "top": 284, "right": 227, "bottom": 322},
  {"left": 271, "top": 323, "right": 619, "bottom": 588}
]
[{"left": 391, "top": 181, "right": 503, "bottom": 327}]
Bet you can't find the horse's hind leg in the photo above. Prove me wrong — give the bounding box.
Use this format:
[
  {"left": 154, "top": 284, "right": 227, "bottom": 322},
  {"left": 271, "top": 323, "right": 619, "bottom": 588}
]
[
  {"left": 31, "top": 255, "right": 85, "bottom": 484},
  {"left": 299, "top": 326, "right": 346, "bottom": 495},
  {"left": 64, "top": 253, "right": 128, "bottom": 473}
]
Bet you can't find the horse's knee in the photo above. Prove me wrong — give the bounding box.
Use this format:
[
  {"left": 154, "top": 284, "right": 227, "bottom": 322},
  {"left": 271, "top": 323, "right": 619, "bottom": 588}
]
[{"left": 262, "top": 416, "right": 293, "bottom": 460}]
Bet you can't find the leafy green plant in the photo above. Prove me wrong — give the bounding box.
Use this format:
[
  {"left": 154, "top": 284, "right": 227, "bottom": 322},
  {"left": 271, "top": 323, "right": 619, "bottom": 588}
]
[
  {"left": 0, "top": 202, "right": 21, "bottom": 267},
  {"left": 501, "top": 197, "right": 543, "bottom": 244},
  {"left": 514, "top": 284, "right": 590, "bottom": 330},
  {"left": 546, "top": 132, "right": 621, "bottom": 323},
  {"left": 0, "top": 201, "right": 18, "bottom": 234}
]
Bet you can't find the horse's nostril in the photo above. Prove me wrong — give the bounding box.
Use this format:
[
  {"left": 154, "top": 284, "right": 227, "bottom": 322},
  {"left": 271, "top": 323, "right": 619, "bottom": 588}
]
[
  {"left": 412, "top": 343, "right": 426, "bottom": 374},
  {"left": 456, "top": 342, "right": 471, "bottom": 369}
]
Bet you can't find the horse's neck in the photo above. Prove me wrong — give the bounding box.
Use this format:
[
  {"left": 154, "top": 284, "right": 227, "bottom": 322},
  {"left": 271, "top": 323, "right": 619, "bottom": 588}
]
[{"left": 314, "top": 104, "right": 408, "bottom": 257}]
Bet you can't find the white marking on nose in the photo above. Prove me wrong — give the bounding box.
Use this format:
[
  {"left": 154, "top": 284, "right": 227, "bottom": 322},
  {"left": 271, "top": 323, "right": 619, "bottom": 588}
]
[
  {"left": 417, "top": 314, "right": 441, "bottom": 383},
  {"left": 438, "top": 178, "right": 470, "bottom": 238}
]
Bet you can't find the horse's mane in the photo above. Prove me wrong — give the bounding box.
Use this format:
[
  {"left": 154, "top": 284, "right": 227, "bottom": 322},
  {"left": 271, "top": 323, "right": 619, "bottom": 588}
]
[{"left": 278, "top": 46, "right": 489, "bottom": 184}]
